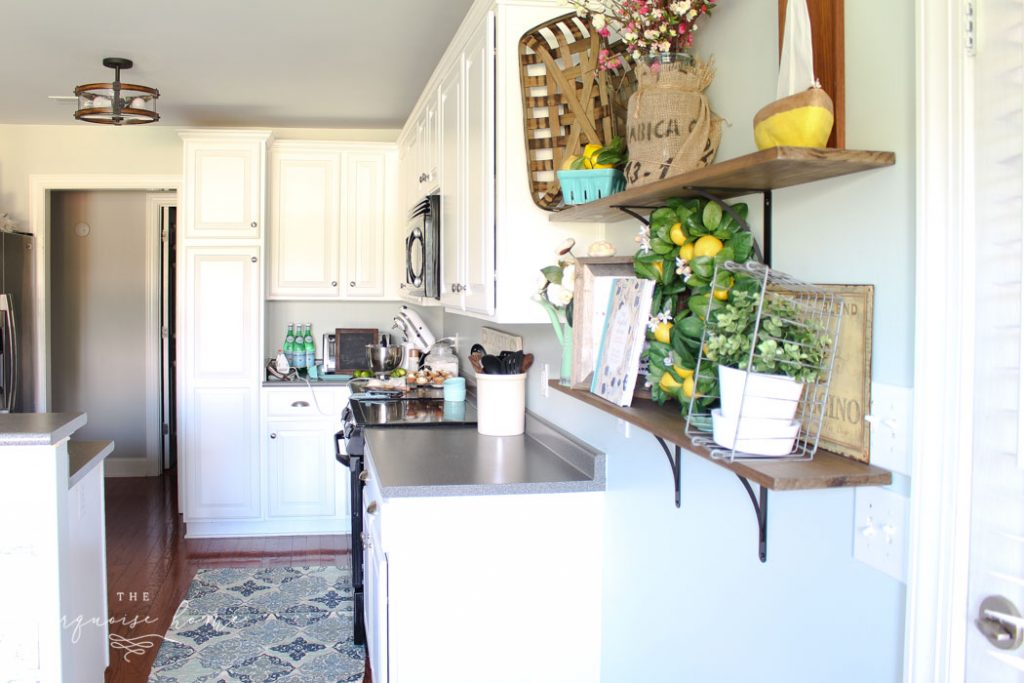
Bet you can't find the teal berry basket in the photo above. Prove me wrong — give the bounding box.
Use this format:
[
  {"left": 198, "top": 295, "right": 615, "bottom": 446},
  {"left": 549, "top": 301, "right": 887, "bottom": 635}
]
[{"left": 557, "top": 168, "right": 626, "bottom": 205}]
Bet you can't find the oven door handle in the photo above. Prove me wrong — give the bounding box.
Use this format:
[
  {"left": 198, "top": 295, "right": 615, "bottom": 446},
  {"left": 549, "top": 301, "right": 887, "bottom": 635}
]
[{"left": 334, "top": 429, "right": 351, "bottom": 467}]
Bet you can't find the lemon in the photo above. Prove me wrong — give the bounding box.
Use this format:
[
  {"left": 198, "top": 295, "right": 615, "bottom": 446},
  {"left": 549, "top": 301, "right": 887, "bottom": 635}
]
[
  {"left": 653, "top": 322, "right": 672, "bottom": 344},
  {"left": 653, "top": 261, "right": 664, "bottom": 276},
  {"left": 583, "top": 143, "right": 613, "bottom": 170},
  {"left": 673, "top": 364, "right": 694, "bottom": 380},
  {"left": 659, "top": 372, "right": 681, "bottom": 391},
  {"left": 560, "top": 154, "right": 580, "bottom": 171},
  {"left": 693, "top": 235, "right": 724, "bottom": 258},
  {"left": 682, "top": 376, "right": 695, "bottom": 398},
  {"left": 713, "top": 288, "right": 730, "bottom": 301},
  {"left": 679, "top": 242, "right": 695, "bottom": 261},
  {"left": 669, "top": 223, "right": 687, "bottom": 246},
  {"left": 712, "top": 274, "right": 733, "bottom": 301}
]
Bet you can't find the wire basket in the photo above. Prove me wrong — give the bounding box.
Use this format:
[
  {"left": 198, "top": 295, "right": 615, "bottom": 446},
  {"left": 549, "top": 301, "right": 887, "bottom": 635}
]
[{"left": 684, "top": 261, "right": 843, "bottom": 462}]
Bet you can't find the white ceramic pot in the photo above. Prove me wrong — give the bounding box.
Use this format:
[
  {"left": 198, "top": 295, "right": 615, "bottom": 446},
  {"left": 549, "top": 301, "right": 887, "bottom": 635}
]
[
  {"left": 711, "top": 408, "right": 800, "bottom": 456},
  {"left": 718, "top": 365, "right": 803, "bottom": 420},
  {"left": 475, "top": 372, "right": 527, "bottom": 436}
]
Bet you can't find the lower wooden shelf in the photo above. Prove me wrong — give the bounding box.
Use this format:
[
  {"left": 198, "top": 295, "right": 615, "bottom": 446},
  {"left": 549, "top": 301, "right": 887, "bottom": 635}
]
[{"left": 548, "top": 381, "right": 893, "bottom": 562}]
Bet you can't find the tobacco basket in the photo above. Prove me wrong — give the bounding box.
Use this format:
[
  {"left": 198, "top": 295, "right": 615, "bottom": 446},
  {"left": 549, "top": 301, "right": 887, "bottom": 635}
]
[{"left": 518, "top": 13, "right": 636, "bottom": 211}]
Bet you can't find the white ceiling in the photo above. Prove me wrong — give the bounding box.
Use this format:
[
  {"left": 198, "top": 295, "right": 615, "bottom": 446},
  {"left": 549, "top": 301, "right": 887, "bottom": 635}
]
[{"left": 0, "top": 0, "right": 476, "bottom": 128}]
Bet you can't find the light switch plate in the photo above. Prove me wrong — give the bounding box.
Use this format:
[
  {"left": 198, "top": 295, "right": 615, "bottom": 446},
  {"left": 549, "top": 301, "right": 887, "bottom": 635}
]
[
  {"left": 853, "top": 487, "right": 909, "bottom": 582},
  {"left": 868, "top": 383, "right": 913, "bottom": 476}
]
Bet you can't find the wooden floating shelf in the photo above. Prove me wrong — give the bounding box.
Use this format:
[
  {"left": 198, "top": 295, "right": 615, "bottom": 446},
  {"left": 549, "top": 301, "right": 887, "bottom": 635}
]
[
  {"left": 548, "top": 381, "right": 892, "bottom": 491},
  {"left": 548, "top": 147, "right": 896, "bottom": 223}
]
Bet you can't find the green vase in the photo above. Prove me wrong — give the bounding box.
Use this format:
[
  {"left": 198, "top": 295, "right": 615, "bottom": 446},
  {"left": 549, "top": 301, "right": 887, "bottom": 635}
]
[{"left": 560, "top": 322, "right": 573, "bottom": 387}]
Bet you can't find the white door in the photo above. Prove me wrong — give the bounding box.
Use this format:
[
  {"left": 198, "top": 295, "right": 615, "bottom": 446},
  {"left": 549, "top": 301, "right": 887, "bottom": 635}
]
[
  {"left": 181, "top": 246, "right": 261, "bottom": 520},
  {"left": 964, "top": 0, "right": 1024, "bottom": 676},
  {"left": 268, "top": 148, "right": 342, "bottom": 298},
  {"left": 343, "top": 151, "right": 387, "bottom": 298},
  {"left": 437, "top": 61, "right": 463, "bottom": 309},
  {"left": 266, "top": 421, "right": 336, "bottom": 518},
  {"left": 182, "top": 138, "right": 265, "bottom": 240},
  {"left": 461, "top": 11, "right": 496, "bottom": 316}
]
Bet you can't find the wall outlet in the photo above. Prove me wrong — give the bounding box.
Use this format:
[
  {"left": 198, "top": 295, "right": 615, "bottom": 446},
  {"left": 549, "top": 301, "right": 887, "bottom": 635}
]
[
  {"left": 867, "top": 384, "right": 913, "bottom": 476},
  {"left": 853, "top": 487, "right": 909, "bottom": 582}
]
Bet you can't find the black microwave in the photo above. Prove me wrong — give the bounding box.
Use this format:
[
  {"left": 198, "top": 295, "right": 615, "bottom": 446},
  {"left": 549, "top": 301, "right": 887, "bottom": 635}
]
[{"left": 405, "top": 195, "right": 440, "bottom": 299}]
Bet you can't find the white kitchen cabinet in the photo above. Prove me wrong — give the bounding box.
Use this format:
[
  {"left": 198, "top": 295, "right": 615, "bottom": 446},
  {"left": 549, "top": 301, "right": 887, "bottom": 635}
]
[
  {"left": 343, "top": 151, "right": 388, "bottom": 298},
  {"left": 267, "top": 141, "right": 399, "bottom": 301},
  {"left": 181, "top": 130, "right": 271, "bottom": 240},
  {"left": 266, "top": 421, "right": 337, "bottom": 518},
  {"left": 360, "top": 462, "right": 604, "bottom": 683},
  {"left": 399, "top": 1, "right": 606, "bottom": 323},
  {"left": 437, "top": 59, "right": 463, "bottom": 310},
  {"left": 437, "top": 12, "right": 496, "bottom": 315},
  {"left": 267, "top": 147, "right": 342, "bottom": 298},
  {"left": 181, "top": 246, "right": 262, "bottom": 521}
]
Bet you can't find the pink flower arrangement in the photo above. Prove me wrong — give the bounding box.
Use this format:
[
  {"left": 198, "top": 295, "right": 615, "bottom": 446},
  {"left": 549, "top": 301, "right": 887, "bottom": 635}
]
[{"left": 566, "top": 0, "right": 718, "bottom": 69}]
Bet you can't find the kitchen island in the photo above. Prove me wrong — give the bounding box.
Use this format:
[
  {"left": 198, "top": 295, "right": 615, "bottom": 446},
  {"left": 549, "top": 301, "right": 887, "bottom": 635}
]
[
  {"left": 361, "top": 412, "right": 605, "bottom": 683},
  {"left": 0, "top": 413, "right": 114, "bottom": 683}
]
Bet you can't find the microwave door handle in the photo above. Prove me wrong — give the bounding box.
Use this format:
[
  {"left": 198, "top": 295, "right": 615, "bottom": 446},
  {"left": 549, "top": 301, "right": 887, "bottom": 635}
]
[{"left": 405, "top": 232, "right": 416, "bottom": 283}]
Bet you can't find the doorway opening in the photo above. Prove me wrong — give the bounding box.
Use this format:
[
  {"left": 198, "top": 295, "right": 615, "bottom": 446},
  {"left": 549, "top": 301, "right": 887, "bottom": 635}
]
[{"left": 47, "top": 190, "right": 177, "bottom": 478}]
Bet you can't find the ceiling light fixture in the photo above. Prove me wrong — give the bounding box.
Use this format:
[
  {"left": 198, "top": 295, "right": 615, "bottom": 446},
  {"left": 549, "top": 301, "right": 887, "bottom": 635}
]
[{"left": 74, "top": 57, "right": 159, "bottom": 125}]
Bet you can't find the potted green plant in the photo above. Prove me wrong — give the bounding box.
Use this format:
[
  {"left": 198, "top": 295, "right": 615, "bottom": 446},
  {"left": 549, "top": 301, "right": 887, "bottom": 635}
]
[{"left": 702, "top": 286, "right": 833, "bottom": 455}]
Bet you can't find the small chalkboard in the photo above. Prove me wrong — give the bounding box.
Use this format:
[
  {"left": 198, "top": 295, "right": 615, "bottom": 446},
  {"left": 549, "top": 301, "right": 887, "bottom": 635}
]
[{"left": 335, "top": 328, "right": 379, "bottom": 373}]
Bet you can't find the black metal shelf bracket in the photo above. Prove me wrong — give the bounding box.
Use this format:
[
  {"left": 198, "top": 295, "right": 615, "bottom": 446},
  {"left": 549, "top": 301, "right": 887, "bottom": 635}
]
[
  {"left": 736, "top": 475, "right": 769, "bottom": 563},
  {"left": 654, "top": 436, "right": 683, "bottom": 508}
]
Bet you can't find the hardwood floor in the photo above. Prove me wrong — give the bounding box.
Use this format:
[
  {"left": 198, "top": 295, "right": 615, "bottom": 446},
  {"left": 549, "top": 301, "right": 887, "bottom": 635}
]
[{"left": 102, "top": 472, "right": 368, "bottom": 682}]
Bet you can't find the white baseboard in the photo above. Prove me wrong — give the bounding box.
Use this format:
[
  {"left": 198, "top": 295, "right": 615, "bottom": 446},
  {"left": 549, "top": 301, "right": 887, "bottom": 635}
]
[
  {"left": 184, "top": 516, "right": 353, "bottom": 538},
  {"left": 103, "top": 457, "right": 161, "bottom": 477}
]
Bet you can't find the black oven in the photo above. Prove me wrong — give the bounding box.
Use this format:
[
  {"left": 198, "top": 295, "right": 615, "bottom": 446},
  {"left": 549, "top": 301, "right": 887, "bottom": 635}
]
[
  {"left": 404, "top": 195, "right": 440, "bottom": 299},
  {"left": 337, "top": 390, "right": 477, "bottom": 648}
]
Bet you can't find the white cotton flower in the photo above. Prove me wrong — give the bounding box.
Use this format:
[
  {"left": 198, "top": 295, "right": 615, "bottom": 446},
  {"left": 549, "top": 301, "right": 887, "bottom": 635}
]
[
  {"left": 593, "top": 13, "right": 606, "bottom": 28},
  {"left": 546, "top": 283, "right": 573, "bottom": 307},
  {"left": 644, "top": 29, "right": 658, "bottom": 40},
  {"left": 562, "top": 264, "right": 577, "bottom": 290},
  {"left": 660, "top": 40, "right": 672, "bottom": 52},
  {"left": 687, "top": 9, "right": 698, "bottom": 20}
]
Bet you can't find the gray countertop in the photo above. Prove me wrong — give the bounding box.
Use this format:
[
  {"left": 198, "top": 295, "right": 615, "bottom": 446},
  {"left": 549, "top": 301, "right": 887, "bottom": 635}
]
[
  {"left": 364, "top": 413, "right": 605, "bottom": 498},
  {"left": 0, "top": 412, "right": 88, "bottom": 446},
  {"left": 68, "top": 439, "right": 116, "bottom": 488}
]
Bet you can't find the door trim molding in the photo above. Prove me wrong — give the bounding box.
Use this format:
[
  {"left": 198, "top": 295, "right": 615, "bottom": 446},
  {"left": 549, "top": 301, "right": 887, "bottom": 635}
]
[
  {"left": 28, "top": 174, "right": 180, "bottom": 412},
  {"left": 146, "top": 193, "right": 176, "bottom": 476},
  {"left": 904, "top": 2, "right": 975, "bottom": 681}
]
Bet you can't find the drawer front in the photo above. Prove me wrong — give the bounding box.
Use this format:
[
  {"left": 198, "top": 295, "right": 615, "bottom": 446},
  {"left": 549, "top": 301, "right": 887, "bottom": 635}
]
[{"left": 265, "top": 387, "right": 348, "bottom": 418}]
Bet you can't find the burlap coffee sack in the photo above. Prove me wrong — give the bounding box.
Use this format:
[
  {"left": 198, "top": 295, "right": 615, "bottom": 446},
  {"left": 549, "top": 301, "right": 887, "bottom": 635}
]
[{"left": 624, "top": 58, "right": 721, "bottom": 187}]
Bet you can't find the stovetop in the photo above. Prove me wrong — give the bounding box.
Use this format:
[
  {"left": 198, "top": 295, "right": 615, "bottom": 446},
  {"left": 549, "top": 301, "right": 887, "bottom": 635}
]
[{"left": 349, "top": 397, "right": 477, "bottom": 427}]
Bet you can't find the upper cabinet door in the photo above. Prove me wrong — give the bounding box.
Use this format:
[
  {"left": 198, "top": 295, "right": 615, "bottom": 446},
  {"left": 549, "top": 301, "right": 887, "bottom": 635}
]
[
  {"left": 343, "top": 151, "right": 387, "bottom": 298},
  {"left": 268, "top": 147, "right": 342, "bottom": 298},
  {"left": 181, "top": 133, "right": 269, "bottom": 240},
  {"left": 437, "top": 60, "right": 464, "bottom": 309},
  {"left": 461, "top": 12, "right": 496, "bottom": 316}
]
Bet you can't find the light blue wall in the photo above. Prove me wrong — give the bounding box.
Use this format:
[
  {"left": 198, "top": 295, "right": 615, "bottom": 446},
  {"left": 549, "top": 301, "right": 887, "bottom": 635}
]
[{"left": 442, "top": 0, "right": 914, "bottom": 680}]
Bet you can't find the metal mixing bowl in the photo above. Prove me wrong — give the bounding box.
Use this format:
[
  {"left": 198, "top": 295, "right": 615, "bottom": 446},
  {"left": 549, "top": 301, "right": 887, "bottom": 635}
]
[{"left": 366, "top": 344, "right": 404, "bottom": 375}]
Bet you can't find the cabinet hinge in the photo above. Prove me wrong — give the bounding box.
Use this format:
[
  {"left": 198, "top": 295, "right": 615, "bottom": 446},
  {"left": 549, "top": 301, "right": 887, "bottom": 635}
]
[
  {"left": 162, "top": 423, "right": 170, "bottom": 435},
  {"left": 964, "top": 0, "right": 977, "bottom": 56}
]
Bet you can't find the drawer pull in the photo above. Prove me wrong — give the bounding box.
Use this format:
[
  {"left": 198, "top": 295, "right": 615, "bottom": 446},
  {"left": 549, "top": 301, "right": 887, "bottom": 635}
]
[
  {"left": 358, "top": 470, "right": 370, "bottom": 482},
  {"left": 270, "top": 433, "right": 277, "bottom": 439},
  {"left": 366, "top": 501, "right": 378, "bottom": 515},
  {"left": 291, "top": 400, "right": 310, "bottom": 408}
]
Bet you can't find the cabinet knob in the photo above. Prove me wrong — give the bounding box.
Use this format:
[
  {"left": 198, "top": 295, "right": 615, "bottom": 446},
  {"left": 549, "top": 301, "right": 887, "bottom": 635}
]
[
  {"left": 366, "top": 501, "right": 378, "bottom": 515},
  {"left": 270, "top": 433, "right": 277, "bottom": 439},
  {"left": 349, "top": 281, "right": 356, "bottom": 287},
  {"left": 290, "top": 401, "right": 309, "bottom": 408},
  {"left": 358, "top": 470, "right": 370, "bottom": 482},
  {"left": 331, "top": 281, "right": 338, "bottom": 287},
  {"left": 251, "top": 256, "right": 258, "bottom": 263},
  {"left": 250, "top": 221, "right": 258, "bottom": 228}
]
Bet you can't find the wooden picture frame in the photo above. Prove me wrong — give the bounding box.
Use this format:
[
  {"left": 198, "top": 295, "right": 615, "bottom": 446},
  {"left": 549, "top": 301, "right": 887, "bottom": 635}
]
[
  {"left": 571, "top": 257, "right": 637, "bottom": 389},
  {"left": 817, "top": 285, "right": 873, "bottom": 462},
  {"left": 334, "top": 328, "right": 380, "bottom": 374},
  {"left": 779, "top": 0, "right": 845, "bottom": 148}
]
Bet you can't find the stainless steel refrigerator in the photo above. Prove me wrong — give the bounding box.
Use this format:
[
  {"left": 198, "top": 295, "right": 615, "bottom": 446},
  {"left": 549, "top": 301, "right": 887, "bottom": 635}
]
[{"left": 0, "top": 230, "right": 34, "bottom": 413}]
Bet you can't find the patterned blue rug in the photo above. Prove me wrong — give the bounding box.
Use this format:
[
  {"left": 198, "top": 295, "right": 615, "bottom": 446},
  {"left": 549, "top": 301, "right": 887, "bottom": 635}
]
[{"left": 148, "top": 566, "right": 364, "bottom": 682}]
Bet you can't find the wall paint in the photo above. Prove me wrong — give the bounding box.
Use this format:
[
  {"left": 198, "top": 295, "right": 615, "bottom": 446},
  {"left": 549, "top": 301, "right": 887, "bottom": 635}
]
[
  {"left": 50, "top": 191, "right": 149, "bottom": 460},
  {"left": 444, "top": 0, "right": 913, "bottom": 680},
  {"left": 0, "top": 125, "right": 399, "bottom": 229}
]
